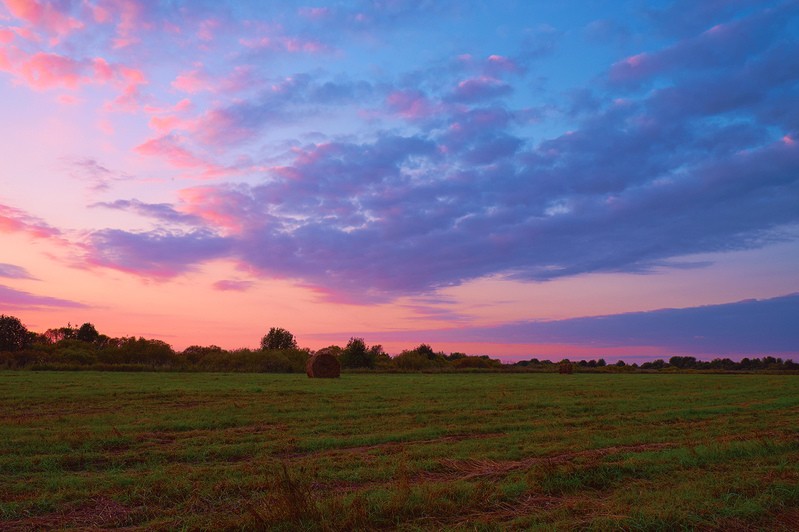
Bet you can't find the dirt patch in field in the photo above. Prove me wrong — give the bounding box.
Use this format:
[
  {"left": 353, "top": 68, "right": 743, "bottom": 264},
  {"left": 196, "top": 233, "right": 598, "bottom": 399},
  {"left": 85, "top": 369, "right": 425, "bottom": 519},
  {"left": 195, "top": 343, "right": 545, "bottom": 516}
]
[
  {"left": 423, "top": 442, "right": 677, "bottom": 482},
  {"left": 714, "top": 428, "right": 798, "bottom": 444},
  {"left": 411, "top": 492, "right": 589, "bottom": 529},
  {"left": 772, "top": 508, "right": 799, "bottom": 531},
  {"left": 3, "top": 497, "right": 135, "bottom": 530}
]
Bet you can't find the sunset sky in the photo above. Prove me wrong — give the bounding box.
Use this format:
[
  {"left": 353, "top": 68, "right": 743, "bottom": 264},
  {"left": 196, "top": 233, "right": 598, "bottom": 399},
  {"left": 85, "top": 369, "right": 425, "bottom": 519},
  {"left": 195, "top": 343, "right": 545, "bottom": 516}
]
[{"left": 1, "top": 0, "right": 798, "bottom": 362}]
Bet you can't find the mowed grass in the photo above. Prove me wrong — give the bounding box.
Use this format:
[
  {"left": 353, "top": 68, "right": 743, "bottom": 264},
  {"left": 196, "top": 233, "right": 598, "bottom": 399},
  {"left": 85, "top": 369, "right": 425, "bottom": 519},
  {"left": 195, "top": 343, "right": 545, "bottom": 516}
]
[{"left": 1, "top": 372, "right": 798, "bottom": 530}]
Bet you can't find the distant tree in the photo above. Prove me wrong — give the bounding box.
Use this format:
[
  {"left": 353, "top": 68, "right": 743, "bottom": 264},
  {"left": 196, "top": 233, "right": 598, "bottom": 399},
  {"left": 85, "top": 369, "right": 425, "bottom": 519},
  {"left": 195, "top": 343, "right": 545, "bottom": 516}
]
[
  {"left": 111, "top": 337, "right": 175, "bottom": 366},
  {"left": 452, "top": 355, "right": 502, "bottom": 369},
  {"left": 44, "top": 324, "right": 80, "bottom": 343},
  {"left": 0, "top": 315, "right": 30, "bottom": 352},
  {"left": 415, "top": 344, "right": 436, "bottom": 360},
  {"left": 641, "top": 359, "right": 667, "bottom": 370},
  {"left": 369, "top": 345, "right": 391, "bottom": 368},
  {"left": 182, "top": 345, "right": 224, "bottom": 364},
  {"left": 615, "top": 360, "right": 626, "bottom": 367},
  {"left": 597, "top": 358, "right": 607, "bottom": 367},
  {"left": 669, "top": 356, "right": 697, "bottom": 369},
  {"left": 260, "top": 327, "right": 297, "bottom": 351},
  {"left": 340, "top": 337, "right": 371, "bottom": 368},
  {"left": 76, "top": 323, "right": 100, "bottom": 343}
]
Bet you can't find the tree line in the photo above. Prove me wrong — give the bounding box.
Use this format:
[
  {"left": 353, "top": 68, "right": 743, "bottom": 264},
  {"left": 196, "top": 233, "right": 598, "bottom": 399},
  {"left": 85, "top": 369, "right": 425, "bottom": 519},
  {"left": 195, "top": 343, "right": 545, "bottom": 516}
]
[{"left": 0, "top": 315, "right": 796, "bottom": 373}]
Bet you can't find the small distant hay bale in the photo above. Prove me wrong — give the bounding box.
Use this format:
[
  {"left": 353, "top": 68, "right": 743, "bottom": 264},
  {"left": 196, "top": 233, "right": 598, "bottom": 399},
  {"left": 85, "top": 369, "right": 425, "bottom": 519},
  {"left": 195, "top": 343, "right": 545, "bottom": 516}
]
[
  {"left": 306, "top": 348, "right": 341, "bottom": 378},
  {"left": 558, "top": 361, "right": 574, "bottom": 374}
]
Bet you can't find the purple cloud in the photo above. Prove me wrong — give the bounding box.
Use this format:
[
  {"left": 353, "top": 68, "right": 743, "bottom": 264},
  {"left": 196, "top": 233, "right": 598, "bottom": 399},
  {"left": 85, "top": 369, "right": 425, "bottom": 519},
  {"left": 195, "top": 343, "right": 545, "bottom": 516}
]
[
  {"left": 92, "top": 199, "right": 203, "bottom": 225},
  {"left": 0, "top": 284, "right": 88, "bottom": 310},
  {"left": 85, "top": 229, "right": 231, "bottom": 279},
  {"left": 643, "top": 0, "right": 772, "bottom": 38},
  {"left": 212, "top": 279, "right": 254, "bottom": 292},
  {"left": 609, "top": 3, "right": 796, "bottom": 88},
  {"left": 360, "top": 293, "right": 799, "bottom": 356},
  {"left": 448, "top": 76, "right": 513, "bottom": 103},
  {"left": 63, "top": 157, "right": 132, "bottom": 192},
  {"left": 58, "top": 1, "right": 798, "bottom": 305},
  {"left": 0, "top": 263, "right": 36, "bottom": 280}
]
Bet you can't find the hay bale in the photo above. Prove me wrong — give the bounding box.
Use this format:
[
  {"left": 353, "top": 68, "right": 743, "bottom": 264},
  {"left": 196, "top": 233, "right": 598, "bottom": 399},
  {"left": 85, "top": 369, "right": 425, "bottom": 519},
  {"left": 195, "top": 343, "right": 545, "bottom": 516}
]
[{"left": 306, "top": 348, "right": 341, "bottom": 378}]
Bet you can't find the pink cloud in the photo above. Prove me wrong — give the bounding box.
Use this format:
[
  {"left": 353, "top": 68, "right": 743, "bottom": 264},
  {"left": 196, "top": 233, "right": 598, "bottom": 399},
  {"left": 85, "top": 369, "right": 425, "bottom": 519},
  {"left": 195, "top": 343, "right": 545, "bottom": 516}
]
[
  {"left": 171, "top": 67, "right": 212, "bottom": 93},
  {"left": 178, "top": 186, "right": 252, "bottom": 233},
  {"left": 189, "top": 108, "right": 256, "bottom": 146},
  {"left": 0, "top": 28, "right": 15, "bottom": 43},
  {"left": 197, "top": 18, "right": 220, "bottom": 41},
  {"left": 450, "top": 76, "right": 512, "bottom": 102},
  {"left": 107, "top": 65, "right": 148, "bottom": 110},
  {"left": 0, "top": 45, "right": 147, "bottom": 106},
  {"left": 19, "top": 52, "right": 86, "bottom": 89},
  {"left": 485, "top": 54, "right": 521, "bottom": 75},
  {"left": 135, "top": 135, "right": 231, "bottom": 179},
  {"left": 145, "top": 98, "right": 193, "bottom": 133},
  {"left": 0, "top": 202, "right": 61, "bottom": 239},
  {"left": 92, "top": 57, "right": 114, "bottom": 81},
  {"left": 90, "top": 2, "right": 111, "bottom": 23},
  {"left": 57, "top": 93, "right": 79, "bottom": 104},
  {"left": 2, "top": 0, "right": 84, "bottom": 39},
  {"left": 212, "top": 279, "right": 254, "bottom": 291},
  {"left": 109, "top": 0, "right": 145, "bottom": 48},
  {"left": 386, "top": 89, "right": 439, "bottom": 120},
  {"left": 608, "top": 52, "right": 657, "bottom": 84}
]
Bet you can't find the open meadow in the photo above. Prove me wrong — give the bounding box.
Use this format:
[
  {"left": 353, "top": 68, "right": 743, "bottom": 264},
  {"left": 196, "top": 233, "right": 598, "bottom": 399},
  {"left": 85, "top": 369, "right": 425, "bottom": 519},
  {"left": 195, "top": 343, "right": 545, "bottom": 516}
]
[{"left": 1, "top": 371, "right": 798, "bottom": 530}]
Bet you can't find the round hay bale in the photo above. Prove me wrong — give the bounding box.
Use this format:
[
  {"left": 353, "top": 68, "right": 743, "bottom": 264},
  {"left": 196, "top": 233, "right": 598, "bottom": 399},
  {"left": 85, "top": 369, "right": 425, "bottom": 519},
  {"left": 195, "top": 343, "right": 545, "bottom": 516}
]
[{"left": 306, "top": 348, "right": 341, "bottom": 378}]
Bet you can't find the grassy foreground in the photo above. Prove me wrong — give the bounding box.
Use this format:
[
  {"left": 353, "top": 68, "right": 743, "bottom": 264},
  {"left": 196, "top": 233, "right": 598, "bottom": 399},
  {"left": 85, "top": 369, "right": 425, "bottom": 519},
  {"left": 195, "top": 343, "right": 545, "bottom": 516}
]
[{"left": 1, "top": 372, "right": 798, "bottom": 530}]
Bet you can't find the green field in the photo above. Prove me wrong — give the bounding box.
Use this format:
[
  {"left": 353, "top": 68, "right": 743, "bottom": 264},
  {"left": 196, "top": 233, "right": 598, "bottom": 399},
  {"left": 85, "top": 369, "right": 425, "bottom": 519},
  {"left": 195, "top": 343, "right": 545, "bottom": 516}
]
[{"left": 1, "top": 372, "right": 798, "bottom": 530}]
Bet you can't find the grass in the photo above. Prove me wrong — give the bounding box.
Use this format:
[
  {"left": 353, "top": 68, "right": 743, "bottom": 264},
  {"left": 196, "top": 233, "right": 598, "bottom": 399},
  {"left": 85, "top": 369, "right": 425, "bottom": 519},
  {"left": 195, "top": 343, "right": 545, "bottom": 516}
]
[{"left": 0, "top": 371, "right": 797, "bottom": 530}]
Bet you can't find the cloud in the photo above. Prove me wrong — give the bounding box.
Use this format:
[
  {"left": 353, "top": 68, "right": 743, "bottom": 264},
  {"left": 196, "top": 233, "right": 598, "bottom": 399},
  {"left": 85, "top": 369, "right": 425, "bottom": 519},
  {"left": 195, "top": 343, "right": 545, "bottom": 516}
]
[
  {"left": 186, "top": 74, "right": 376, "bottom": 146},
  {"left": 63, "top": 157, "right": 132, "bottom": 192},
  {"left": 0, "top": 203, "right": 61, "bottom": 240},
  {"left": 1, "top": 0, "right": 84, "bottom": 39},
  {"left": 85, "top": 228, "right": 231, "bottom": 279},
  {"left": 609, "top": 4, "right": 797, "bottom": 89},
  {"left": 643, "top": 0, "right": 771, "bottom": 38},
  {"left": 36, "top": 2, "right": 798, "bottom": 305},
  {"left": 0, "top": 284, "right": 88, "bottom": 310},
  {"left": 134, "top": 135, "right": 232, "bottom": 178},
  {"left": 448, "top": 76, "right": 512, "bottom": 103},
  {"left": 212, "top": 279, "right": 254, "bottom": 292},
  {"left": 91, "top": 199, "right": 202, "bottom": 225},
  {"left": 0, "top": 263, "right": 36, "bottom": 280},
  {"left": 368, "top": 293, "right": 799, "bottom": 356},
  {"left": 82, "top": 110, "right": 799, "bottom": 300}
]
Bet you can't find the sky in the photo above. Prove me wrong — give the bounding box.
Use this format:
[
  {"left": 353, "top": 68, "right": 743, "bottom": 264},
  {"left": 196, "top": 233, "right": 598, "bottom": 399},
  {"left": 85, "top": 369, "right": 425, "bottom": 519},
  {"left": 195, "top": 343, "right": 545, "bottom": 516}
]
[{"left": 1, "top": 0, "right": 798, "bottom": 362}]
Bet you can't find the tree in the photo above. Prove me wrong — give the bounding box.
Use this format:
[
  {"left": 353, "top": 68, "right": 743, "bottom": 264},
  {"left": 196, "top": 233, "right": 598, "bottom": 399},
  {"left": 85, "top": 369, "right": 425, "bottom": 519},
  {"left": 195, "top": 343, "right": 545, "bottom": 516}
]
[
  {"left": 0, "top": 315, "right": 30, "bottom": 352},
  {"left": 415, "top": 344, "right": 436, "bottom": 360},
  {"left": 340, "top": 337, "right": 374, "bottom": 369},
  {"left": 260, "top": 327, "right": 297, "bottom": 351},
  {"left": 77, "top": 322, "right": 100, "bottom": 343}
]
